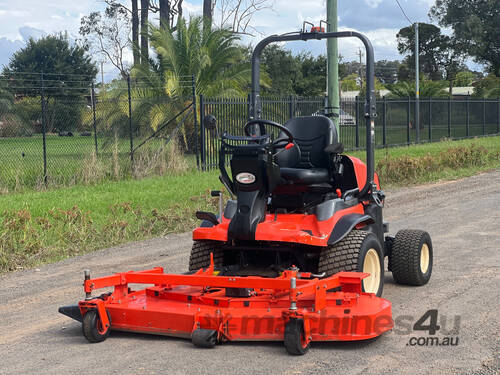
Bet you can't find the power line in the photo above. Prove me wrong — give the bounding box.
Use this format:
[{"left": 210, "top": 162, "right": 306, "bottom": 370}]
[{"left": 394, "top": 0, "right": 413, "bottom": 25}]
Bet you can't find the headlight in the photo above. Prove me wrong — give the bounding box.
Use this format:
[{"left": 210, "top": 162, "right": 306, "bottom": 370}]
[{"left": 235, "top": 172, "right": 256, "bottom": 184}]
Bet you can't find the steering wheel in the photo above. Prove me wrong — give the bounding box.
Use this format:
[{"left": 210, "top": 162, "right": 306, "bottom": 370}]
[{"left": 243, "top": 119, "right": 294, "bottom": 149}]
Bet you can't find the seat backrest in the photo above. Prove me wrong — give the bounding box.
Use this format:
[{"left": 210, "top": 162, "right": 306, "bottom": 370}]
[{"left": 276, "top": 116, "right": 338, "bottom": 169}]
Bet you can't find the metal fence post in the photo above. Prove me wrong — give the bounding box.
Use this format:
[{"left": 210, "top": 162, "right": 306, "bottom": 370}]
[
  {"left": 91, "top": 82, "right": 98, "bottom": 156},
  {"left": 355, "top": 96, "right": 359, "bottom": 149},
  {"left": 466, "top": 95, "right": 470, "bottom": 137},
  {"left": 40, "top": 72, "right": 48, "bottom": 185},
  {"left": 498, "top": 97, "right": 500, "bottom": 134},
  {"left": 192, "top": 75, "right": 200, "bottom": 170},
  {"left": 428, "top": 97, "right": 432, "bottom": 141},
  {"left": 199, "top": 94, "right": 205, "bottom": 170},
  {"left": 407, "top": 96, "right": 411, "bottom": 145},
  {"left": 382, "top": 95, "right": 387, "bottom": 147},
  {"left": 127, "top": 75, "right": 134, "bottom": 167},
  {"left": 288, "top": 95, "right": 294, "bottom": 119},
  {"left": 482, "top": 97, "right": 486, "bottom": 136},
  {"left": 448, "top": 96, "right": 452, "bottom": 138},
  {"left": 247, "top": 93, "right": 251, "bottom": 121}
]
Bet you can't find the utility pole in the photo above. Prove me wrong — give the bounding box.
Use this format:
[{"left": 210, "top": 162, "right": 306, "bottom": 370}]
[
  {"left": 327, "top": 0, "right": 339, "bottom": 133},
  {"left": 357, "top": 48, "right": 364, "bottom": 92},
  {"left": 415, "top": 22, "right": 420, "bottom": 142},
  {"left": 100, "top": 61, "right": 104, "bottom": 86}
]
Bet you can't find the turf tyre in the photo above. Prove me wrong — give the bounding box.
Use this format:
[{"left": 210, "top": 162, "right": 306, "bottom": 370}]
[
  {"left": 390, "top": 230, "right": 432, "bottom": 286},
  {"left": 189, "top": 240, "right": 224, "bottom": 271},
  {"left": 318, "top": 230, "right": 384, "bottom": 296}
]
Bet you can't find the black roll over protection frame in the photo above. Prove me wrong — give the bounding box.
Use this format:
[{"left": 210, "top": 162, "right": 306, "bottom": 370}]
[{"left": 249, "top": 28, "right": 380, "bottom": 203}]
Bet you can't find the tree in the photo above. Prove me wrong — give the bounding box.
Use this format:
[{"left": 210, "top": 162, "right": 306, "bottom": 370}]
[
  {"left": 260, "top": 45, "right": 300, "bottom": 95},
  {"left": 387, "top": 80, "right": 448, "bottom": 98},
  {"left": 213, "top": 0, "right": 273, "bottom": 35},
  {"left": 132, "top": 0, "right": 140, "bottom": 65},
  {"left": 3, "top": 34, "right": 97, "bottom": 97},
  {"left": 374, "top": 60, "right": 400, "bottom": 84},
  {"left": 454, "top": 71, "right": 475, "bottom": 87},
  {"left": 430, "top": 0, "right": 500, "bottom": 76},
  {"left": 140, "top": 0, "right": 149, "bottom": 63},
  {"left": 125, "top": 16, "right": 252, "bottom": 146},
  {"left": 149, "top": 0, "right": 184, "bottom": 29},
  {"left": 473, "top": 75, "right": 500, "bottom": 98},
  {"left": 438, "top": 36, "right": 467, "bottom": 95},
  {"left": 99, "top": 0, "right": 184, "bottom": 66},
  {"left": 203, "top": 0, "right": 214, "bottom": 24},
  {"left": 294, "top": 54, "right": 326, "bottom": 97},
  {"left": 340, "top": 73, "right": 359, "bottom": 91},
  {"left": 80, "top": 6, "right": 132, "bottom": 78},
  {"left": 397, "top": 23, "right": 445, "bottom": 80}
]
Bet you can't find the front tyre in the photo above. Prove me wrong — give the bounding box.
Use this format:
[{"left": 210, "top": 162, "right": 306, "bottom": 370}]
[
  {"left": 189, "top": 240, "right": 224, "bottom": 271},
  {"left": 390, "top": 230, "right": 433, "bottom": 286},
  {"left": 318, "top": 230, "right": 384, "bottom": 296}
]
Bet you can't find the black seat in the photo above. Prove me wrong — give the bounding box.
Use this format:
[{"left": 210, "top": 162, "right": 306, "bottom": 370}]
[{"left": 275, "top": 116, "right": 339, "bottom": 185}]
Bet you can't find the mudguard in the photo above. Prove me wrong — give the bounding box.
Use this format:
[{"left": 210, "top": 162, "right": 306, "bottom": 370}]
[{"left": 327, "top": 213, "right": 374, "bottom": 245}]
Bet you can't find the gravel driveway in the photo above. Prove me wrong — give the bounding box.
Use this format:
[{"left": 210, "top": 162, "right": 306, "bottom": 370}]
[{"left": 1, "top": 170, "right": 499, "bottom": 375}]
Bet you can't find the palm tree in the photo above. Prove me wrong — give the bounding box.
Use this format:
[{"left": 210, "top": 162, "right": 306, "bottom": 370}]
[
  {"left": 131, "top": 16, "right": 252, "bottom": 140},
  {"left": 388, "top": 80, "right": 448, "bottom": 98}
]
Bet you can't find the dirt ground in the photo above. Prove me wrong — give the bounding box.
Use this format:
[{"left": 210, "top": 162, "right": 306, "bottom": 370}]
[{"left": 1, "top": 170, "right": 499, "bottom": 375}]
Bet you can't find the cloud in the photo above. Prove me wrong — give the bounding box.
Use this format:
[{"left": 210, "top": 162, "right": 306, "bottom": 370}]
[
  {"left": 0, "top": 37, "right": 23, "bottom": 68},
  {"left": 19, "top": 26, "right": 46, "bottom": 41},
  {"left": 0, "top": 0, "right": 484, "bottom": 76},
  {"left": 364, "top": 0, "right": 383, "bottom": 8}
]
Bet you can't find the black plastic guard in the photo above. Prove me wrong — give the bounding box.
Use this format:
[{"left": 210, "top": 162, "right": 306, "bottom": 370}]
[
  {"left": 327, "top": 213, "right": 374, "bottom": 245},
  {"left": 58, "top": 305, "right": 82, "bottom": 322}
]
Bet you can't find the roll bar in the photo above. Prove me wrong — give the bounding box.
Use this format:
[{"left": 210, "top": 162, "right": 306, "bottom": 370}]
[{"left": 250, "top": 30, "right": 377, "bottom": 199}]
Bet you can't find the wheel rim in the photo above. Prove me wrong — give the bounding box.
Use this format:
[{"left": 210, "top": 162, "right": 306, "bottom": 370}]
[
  {"left": 363, "top": 248, "right": 381, "bottom": 294},
  {"left": 420, "top": 243, "right": 430, "bottom": 274}
]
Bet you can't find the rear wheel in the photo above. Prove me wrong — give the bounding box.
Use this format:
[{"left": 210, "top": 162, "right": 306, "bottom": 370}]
[
  {"left": 189, "top": 240, "right": 224, "bottom": 271},
  {"left": 390, "top": 230, "right": 432, "bottom": 286},
  {"left": 318, "top": 230, "right": 384, "bottom": 296}
]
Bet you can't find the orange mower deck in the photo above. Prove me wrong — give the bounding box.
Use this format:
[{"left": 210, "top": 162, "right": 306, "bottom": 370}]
[{"left": 60, "top": 257, "right": 393, "bottom": 354}]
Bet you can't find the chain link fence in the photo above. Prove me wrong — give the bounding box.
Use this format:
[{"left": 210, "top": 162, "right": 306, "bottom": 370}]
[
  {"left": 199, "top": 95, "right": 500, "bottom": 170},
  {"left": 1, "top": 72, "right": 499, "bottom": 190},
  {"left": 0, "top": 72, "right": 198, "bottom": 192}
]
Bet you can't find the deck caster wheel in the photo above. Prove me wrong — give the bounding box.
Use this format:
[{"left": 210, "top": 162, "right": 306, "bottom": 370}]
[
  {"left": 390, "top": 230, "right": 433, "bottom": 286},
  {"left": 284, "top": 319, "right": 310, "bottom": 355},
  {"left": 192, "top": 329, "right": 218, "bottom": 348},
  {"left": 82, "top": 309, "right": 111, "bottom": 343}
]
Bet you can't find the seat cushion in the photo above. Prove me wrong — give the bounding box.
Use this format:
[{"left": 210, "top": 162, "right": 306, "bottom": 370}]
[{"left": 280, "top": 167, "right": 329, "bottom": 184}]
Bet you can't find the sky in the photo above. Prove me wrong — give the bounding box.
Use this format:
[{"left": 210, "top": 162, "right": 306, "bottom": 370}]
[{"left": 0, "top": 0, "right": 483, "bottom": 79}]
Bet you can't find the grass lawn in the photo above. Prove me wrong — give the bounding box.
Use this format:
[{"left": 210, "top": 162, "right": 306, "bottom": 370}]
[
  {"left": 0, "top": 134, "right": 192, "bottom": 191},
  {"left": 0, "top": 135, "right": 499, "bottom": 272}
]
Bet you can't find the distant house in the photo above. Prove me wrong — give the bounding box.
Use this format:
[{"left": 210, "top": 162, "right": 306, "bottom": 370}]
[
  {"left": 446, "top": 87, "right": 475, "bottom": 97},
  {"left": 340, "top": 90, "right": 390, "bottom": 99},
  {"left": 341, "top": 87, "right": 476, "bottom": 100}
]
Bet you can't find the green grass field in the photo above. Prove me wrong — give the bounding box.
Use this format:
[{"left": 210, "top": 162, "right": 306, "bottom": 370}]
[
  {"left": 1, "top": 120, "right": 498, "bottom": 192},
  {"left": 1, "top": 136, "right": 499, "bottom": 272},
  {"left": 0, "top": 134, "right": 198, "bottom": 192}
]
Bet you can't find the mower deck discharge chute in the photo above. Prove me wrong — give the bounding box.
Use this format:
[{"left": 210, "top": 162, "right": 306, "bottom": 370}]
[{"left": 60, "top": 24, "right": 432, "bottom": 355}]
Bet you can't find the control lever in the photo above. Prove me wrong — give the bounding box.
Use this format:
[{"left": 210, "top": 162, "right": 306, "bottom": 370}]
[
  {"left": 211, "top": 190, "right": 223, "bottom": 221},
  {"left": 273, "top": 142, "right": 294, "bottom": 158}
]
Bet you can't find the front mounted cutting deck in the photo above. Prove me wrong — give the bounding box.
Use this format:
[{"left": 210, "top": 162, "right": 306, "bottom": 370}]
[{"left": 60, "top": 257, "right": 392, "bottom": 355}]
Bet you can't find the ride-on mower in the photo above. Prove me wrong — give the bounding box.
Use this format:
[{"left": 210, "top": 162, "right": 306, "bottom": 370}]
[{"left": 59, "top": 25, "right": 433, "bottom": 355}]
